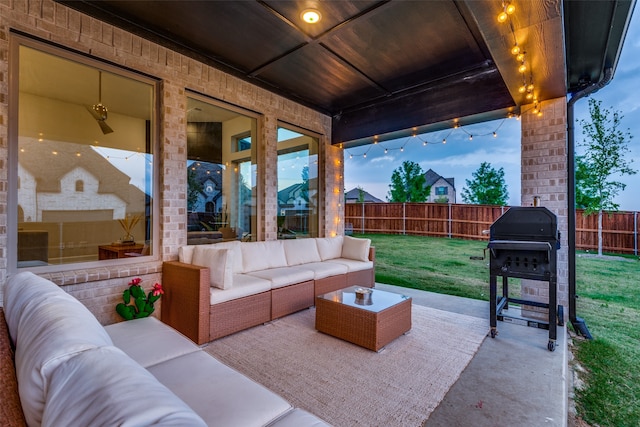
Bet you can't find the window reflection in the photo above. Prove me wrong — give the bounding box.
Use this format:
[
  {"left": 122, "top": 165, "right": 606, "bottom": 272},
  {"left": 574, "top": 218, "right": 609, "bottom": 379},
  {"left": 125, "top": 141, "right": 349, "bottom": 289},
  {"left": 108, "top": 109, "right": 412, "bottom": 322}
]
[
  {"left": 186, "top": 96, "right": 257, "bottom": 244},
  {"left": 16, "top": 45, "right": 156, "bottom": 268},
  {"left": 277, "top": 126, "right": 319, "bottom": 239}
]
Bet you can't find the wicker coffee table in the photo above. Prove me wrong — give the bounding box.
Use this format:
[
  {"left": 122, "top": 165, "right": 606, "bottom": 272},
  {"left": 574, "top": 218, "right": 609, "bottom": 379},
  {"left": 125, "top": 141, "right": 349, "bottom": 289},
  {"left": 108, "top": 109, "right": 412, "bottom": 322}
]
[{"left": 315, "top": 286, "right": 412, "bottom": 351}]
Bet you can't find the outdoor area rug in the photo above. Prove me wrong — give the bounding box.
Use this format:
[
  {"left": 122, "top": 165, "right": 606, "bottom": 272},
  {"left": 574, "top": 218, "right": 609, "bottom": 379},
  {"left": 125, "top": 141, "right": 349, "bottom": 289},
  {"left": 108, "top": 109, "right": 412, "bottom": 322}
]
[{"left": 204, "top": 304, "right": 488, "bottom": 427}]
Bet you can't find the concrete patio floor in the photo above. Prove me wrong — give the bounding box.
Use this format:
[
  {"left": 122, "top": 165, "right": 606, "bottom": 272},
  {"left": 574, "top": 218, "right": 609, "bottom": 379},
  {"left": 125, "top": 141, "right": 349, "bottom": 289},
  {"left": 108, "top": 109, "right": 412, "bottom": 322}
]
[{"left": 375, "top": 283, "right": 568, "bottom": 427}]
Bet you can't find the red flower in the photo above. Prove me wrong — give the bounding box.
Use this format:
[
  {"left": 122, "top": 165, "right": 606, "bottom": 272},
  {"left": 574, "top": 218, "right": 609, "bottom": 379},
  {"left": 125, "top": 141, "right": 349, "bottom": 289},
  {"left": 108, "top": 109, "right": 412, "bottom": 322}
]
[
  {"left": 152, "top": 283, "right": 164, "bottom": 297},
  {"left": 130, "top": 277, "right": 142, "bottom": 286}
]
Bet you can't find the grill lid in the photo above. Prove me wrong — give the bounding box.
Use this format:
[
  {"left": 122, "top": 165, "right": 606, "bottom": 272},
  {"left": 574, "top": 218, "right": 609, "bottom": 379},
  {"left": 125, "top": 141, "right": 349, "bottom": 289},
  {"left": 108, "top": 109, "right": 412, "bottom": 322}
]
[{"left": 490, "top": 207, "right": 558, "bottom": 242}]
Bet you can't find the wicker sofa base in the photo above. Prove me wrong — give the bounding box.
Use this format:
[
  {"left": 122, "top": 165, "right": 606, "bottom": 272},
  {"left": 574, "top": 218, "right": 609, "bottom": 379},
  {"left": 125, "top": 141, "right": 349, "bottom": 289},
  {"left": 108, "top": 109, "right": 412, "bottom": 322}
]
[
  {"left": 272, "top": 280, "right": 314, "bottom": 320},
  {"left": 210, "top": 292, "right": 271, "bottom": 340},
  {"left": 314, "top": 274, "right": 348, "bottom": 296}
]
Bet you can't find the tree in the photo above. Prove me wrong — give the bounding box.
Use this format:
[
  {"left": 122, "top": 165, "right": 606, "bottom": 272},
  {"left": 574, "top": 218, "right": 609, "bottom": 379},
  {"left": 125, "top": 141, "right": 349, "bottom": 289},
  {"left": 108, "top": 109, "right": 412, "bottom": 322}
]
[
  {"left": 578, "top": 98, "right": 636, "bottom": 255},
  {"left": 356, "top": 186, "right": 366, "bottom": 203},
  {"left": 574, "top": 155, "right": 599, "bottom": 210},
  {"left": 461, "top": 162, "right": 508, "bottom": 205},
  {"left": 387, "top": 161, "right": 429, "bottom": 202},
  {"left": 187, "top": 168, "right": 201, "bottom": 212}
]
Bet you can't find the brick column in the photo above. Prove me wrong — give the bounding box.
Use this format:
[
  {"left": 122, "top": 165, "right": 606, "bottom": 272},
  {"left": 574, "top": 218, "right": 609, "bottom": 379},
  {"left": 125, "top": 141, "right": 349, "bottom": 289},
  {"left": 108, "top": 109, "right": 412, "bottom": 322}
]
[{"left": 520, "top": 97, "right": 568, "bottom": 319}]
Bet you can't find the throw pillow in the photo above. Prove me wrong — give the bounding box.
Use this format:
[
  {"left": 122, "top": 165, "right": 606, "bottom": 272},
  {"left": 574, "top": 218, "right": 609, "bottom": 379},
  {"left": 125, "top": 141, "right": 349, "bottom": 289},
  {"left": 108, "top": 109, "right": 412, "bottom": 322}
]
[
  {"left": 341, "top": 236, "right": 371, "bottom": 262},
  {"left": 192, "top": 247, "right": 234, "bottom": 290}
]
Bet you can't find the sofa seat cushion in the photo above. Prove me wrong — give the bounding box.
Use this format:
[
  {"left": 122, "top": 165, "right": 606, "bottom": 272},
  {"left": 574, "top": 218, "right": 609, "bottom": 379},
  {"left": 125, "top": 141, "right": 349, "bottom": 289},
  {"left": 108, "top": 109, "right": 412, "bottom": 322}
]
[
  {"left": 105, "top": 317, "right": 199, "bottom": 368},
  {"left": 210, "top": 274, "right": 271, "bottom": 305},
  {"left": 301, "top": 261, "right": 349, "bottom": 280},
  {"left": 247, "top": 266, "right": 315, "bottom": 289},
  {"left": 267, "top": 408, "right": 331, "bottom": 427},
  {"left": 326, "top": 258, "right": 374, "bottom": 272},
  {"left": 241, "top": 241, "right": 288, "bottom": 272},
  {"left": 42, "top": 346, "right": 206, "bottom": 427},
  {"left": 4, "top": 272, "right": 114, "bottom": 427},
  {"left": 283, "top": 238, "right": 321, "bottom": 265},
  {"left": 149, "top": 350, "right": 292, "bottom": 427}
]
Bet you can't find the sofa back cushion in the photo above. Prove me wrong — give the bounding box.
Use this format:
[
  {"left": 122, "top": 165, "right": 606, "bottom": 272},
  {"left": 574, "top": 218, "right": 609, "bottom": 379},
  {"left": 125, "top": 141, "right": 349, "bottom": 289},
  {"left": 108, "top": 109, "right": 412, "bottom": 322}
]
[
  {"left": 192, "top": 247, "right": 234, "bottom": 290},
  {"left": 316, "top": 236, "right": 344, "bottom": 260},
  {"left": 42, "top": 346, "right": 206, "bottom": 427},
  {"left": 4, "top": 272, "right": 114, "bottom": 427},
  {"left": 241, "top": 241, "right": 288, "bottom": 273},
  {"left": 178, "top": 245, "right": 196, "bottom": 264},
  {"left": 283, "top": 239, "right": 322, "bottom": 266},
  {"left": 341, "top": 236, "right": 372, "bottom": 262},
  {"left": 180, "top": 241, "right": 243, "bottom": 274}
]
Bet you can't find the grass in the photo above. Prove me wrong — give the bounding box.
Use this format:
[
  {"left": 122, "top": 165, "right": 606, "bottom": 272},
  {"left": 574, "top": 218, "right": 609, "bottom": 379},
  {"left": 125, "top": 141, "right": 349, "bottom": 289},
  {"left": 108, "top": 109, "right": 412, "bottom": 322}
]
[{"left": 356, "top": 233, "right": 640, "bottom": 427}]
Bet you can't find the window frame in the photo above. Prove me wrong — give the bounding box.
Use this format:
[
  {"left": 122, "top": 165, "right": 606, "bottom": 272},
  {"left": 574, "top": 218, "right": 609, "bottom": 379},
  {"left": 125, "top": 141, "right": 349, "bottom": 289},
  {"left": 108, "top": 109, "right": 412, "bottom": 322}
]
[{"left": 8, "top": 33, "right": 161, "bottom": 274}]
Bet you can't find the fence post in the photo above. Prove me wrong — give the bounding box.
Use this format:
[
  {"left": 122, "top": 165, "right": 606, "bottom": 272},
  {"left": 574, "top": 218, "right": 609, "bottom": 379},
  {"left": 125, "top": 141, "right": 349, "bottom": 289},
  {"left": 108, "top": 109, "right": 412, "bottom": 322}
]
[
  {"left": 403, "top": 203, "right": 406, "bottom": 235},
  {"left": 448, "top": 203, "right": 452, "bottom": 239},
  {"left": 361, "top": 202, "right": 365, "bottom": 234},
  {"left": 635, "top": 211, "right": 638, "bottom": 256}
]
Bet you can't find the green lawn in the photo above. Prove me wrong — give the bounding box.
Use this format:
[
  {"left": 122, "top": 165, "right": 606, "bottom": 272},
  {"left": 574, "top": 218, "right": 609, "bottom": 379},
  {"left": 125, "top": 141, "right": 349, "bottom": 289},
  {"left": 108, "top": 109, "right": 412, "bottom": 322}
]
[{"left": 356, "top": 233, "right": 640, "bottom": 427}]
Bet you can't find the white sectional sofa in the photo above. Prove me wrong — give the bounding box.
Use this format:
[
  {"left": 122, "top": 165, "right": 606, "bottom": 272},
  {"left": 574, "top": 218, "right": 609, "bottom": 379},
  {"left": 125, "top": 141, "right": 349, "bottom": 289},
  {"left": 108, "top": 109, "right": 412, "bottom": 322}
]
[
  {"left": 2, "top": 272, "right": 329, "bottom": 427},
  {"left": 162, "top": 236, "right": 375, "bottom": 344}
]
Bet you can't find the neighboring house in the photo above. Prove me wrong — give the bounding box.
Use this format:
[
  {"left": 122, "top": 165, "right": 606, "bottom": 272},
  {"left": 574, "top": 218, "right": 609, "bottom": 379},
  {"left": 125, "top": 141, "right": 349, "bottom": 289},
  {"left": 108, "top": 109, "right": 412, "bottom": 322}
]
[
  {"left": 188, "top": 162, "right": 224, "bottom": 214},
  {"left": 278, "top": 183, "right": 315, "bottom": 215},
  {"left": 424, "top": 169, "right": 456, "bottom": 203},
  {"left": 18, "top": 139, "right": 146, "bottom": 222},
  {"left": 344, "top": 187, "right": 384, "bottom": 203}
]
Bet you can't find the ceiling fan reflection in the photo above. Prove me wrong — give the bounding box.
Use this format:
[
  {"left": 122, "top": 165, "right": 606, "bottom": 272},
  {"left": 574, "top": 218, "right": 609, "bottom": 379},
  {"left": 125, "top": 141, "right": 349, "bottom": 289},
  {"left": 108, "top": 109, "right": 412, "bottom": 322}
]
[{"left": 86, "top": 71, "right": 113, "bottom": 134}]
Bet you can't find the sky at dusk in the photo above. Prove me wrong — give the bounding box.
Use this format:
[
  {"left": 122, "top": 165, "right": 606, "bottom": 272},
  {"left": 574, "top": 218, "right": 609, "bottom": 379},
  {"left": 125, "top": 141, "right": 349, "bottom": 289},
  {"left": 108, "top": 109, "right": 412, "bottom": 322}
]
[{"left": 345, "top": 10, "right": 640, "bottom": 212}]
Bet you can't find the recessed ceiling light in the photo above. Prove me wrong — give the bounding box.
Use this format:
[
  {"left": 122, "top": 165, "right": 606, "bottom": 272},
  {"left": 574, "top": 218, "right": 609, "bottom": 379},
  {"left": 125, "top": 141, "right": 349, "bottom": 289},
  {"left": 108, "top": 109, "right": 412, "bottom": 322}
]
[{"left": 301, "top": 9, "right": 321, "bottom": 24}]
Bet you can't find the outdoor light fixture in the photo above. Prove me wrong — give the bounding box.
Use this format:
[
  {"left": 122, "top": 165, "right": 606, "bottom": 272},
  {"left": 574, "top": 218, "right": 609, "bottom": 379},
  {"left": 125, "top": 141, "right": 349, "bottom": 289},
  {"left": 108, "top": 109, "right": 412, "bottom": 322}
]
[
  {"left": 497, "top": 1, "right": 515, "bottom": 23},
  {"left": 301, "top": 9, "right": 321, "bottom": 24}
]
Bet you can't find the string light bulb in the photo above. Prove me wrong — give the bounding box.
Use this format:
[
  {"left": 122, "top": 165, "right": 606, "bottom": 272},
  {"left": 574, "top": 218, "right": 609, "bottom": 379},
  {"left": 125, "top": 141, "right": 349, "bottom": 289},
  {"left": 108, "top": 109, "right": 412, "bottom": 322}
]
[
  {"left": 469, "top": 134, "right": 473, "bottom": 141},
  {"left": 497, "top": 1, "right": 515, "bottom": 23},
  {"left": 493, "top": 132, "right": 497, "bottom": 138},
  {"left": 511, "top": 44, "right": 520, "bottom": 55},
  {"left": 518, "top": 61, "right": 527, "bottom": 73},
  {"left": 506, "top": 2, "right": 515, "bottom": 15}
]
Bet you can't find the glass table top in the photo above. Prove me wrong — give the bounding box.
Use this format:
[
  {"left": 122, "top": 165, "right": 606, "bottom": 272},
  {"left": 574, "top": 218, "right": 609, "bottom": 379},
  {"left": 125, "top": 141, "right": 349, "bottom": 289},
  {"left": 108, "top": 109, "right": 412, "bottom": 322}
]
[{"left": 316, "top": 286, "right": 410, "bottom": 313}]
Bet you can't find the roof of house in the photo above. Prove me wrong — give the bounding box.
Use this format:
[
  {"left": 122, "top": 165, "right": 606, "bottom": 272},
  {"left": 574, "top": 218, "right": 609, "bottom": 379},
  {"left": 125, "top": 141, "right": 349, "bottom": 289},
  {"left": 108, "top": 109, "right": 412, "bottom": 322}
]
[
  {"left": 424, "top": 169, "right": 455, "bottom": 189},
  {"left": 345, "top": 187, "right": 383, "bottom": 203}
]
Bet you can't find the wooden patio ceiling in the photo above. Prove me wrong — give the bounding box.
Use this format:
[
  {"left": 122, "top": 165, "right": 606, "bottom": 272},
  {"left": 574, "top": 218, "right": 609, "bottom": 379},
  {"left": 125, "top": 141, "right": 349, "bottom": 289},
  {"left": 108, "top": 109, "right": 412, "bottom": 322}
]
[{"left": 59, "top": 0, "right": 634, "bottom": 147}]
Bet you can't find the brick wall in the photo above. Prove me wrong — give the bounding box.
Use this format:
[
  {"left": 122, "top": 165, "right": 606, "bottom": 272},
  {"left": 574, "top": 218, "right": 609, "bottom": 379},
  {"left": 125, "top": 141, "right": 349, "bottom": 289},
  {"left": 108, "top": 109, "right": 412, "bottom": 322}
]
[
  {"left": 520, "top": 97, "right": 568, "bottom": 320},
  {"left": 0, "top": 0, "right": 338, "bottom": 323}
]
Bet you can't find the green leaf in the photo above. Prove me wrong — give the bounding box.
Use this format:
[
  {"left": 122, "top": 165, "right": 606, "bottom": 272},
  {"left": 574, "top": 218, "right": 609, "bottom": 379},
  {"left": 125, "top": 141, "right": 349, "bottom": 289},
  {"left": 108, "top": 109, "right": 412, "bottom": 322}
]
[
  {"left": 130, "top": 285, "right": 145, "bottom": 299},
  {"left": 135, "top": 297, "right": 146, "bottom": 313},
  {"left": 116, "top": 303, "right": 134, "bottom": 320}
]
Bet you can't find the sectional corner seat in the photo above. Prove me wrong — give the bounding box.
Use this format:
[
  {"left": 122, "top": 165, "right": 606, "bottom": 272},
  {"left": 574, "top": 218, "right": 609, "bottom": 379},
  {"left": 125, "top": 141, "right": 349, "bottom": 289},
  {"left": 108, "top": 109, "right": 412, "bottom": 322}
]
[
  {"left": 162, "top": 236, "right": 375, "bottom": 345},
  {"left": 1, "top": 272, "right": 330, "bottom": 427}
]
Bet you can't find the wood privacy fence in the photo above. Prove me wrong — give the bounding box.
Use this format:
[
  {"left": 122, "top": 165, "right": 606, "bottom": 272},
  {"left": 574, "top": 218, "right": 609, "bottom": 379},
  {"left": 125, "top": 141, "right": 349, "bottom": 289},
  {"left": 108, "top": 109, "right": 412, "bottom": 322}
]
[{"left": 345, "top": 203, "right": 640, "bottom": 255}]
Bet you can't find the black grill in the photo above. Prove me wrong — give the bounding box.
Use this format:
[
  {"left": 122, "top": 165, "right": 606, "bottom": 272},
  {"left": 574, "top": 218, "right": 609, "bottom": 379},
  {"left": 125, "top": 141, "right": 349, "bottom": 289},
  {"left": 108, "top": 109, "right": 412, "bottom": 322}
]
[{"left": 487, "top": 207, "right": 562, "bottom": 351}]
